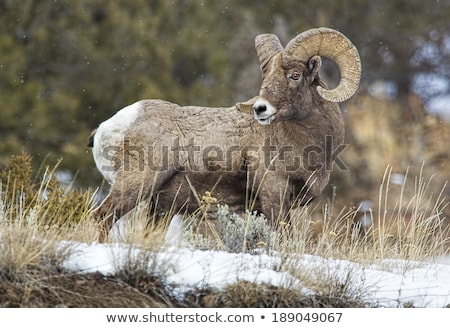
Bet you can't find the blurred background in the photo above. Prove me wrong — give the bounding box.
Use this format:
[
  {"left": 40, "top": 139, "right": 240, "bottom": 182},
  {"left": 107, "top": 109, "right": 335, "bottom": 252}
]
[{"left": 1, "top": 0, "right": 450, "bottom": 215}]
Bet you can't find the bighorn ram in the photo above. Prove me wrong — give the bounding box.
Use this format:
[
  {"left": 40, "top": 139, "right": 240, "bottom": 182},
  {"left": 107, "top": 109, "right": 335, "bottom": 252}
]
[{"left": 88, "top": 27, "right": 361, "bottom": 240}]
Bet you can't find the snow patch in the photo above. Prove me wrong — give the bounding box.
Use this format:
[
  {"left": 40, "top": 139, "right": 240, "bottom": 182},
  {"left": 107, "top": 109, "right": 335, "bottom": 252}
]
[{"left": 61, "top": 240, "right": 450, "bottom": 307}]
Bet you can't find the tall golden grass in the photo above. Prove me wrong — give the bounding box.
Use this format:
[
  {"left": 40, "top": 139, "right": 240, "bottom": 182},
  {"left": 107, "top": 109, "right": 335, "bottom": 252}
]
[{"left": 0, "top": 142, "right": 448, "bottom": 263}]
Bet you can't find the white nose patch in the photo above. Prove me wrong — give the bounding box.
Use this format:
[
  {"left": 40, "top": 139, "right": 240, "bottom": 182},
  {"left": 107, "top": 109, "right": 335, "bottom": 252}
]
[{"left": 253, "top": 99, "right": 277, "bottom": 125}]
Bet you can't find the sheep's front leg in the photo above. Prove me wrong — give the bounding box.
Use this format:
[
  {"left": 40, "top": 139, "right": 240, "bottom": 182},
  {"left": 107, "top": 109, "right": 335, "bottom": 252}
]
[{"left": 256, "top": 174, "right": 291, "bottom": 226}]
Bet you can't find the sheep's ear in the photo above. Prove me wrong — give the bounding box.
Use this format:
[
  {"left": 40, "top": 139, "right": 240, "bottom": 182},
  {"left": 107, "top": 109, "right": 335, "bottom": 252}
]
[
  {"left": 236, "top": 96, "right": 258, "bottom": 114},
  {"left": 308, "top": 55, "right": 322, "bottom": 82}
]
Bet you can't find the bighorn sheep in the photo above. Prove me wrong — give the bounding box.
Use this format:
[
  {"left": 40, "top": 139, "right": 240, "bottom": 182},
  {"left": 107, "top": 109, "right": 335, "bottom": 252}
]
[{"left": 88, "top": 27, "right": 361, "bottom": 240}]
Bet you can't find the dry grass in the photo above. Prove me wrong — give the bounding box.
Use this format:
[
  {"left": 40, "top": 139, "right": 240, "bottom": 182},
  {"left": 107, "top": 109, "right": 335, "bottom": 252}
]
[
  {"left": 298, "top": 166, "right": 449, "bottom": 263},
  {"left": 0, "top": 153, "right": 90, "bottom": 282},
  {"left": 178, "top": 165, "right": 448, "bottom": 263},
  {"left": 195, "top": 280, "right": 365, "bottom": 307}
]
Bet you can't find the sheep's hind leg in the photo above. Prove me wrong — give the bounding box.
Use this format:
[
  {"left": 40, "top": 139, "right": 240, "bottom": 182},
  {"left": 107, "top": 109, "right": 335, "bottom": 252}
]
[
  {"left": 91, "top": 191, "right": 119, "bottom": 242},
  {"left": 92, "top": 171, "right": 175, "bottom": 242}
]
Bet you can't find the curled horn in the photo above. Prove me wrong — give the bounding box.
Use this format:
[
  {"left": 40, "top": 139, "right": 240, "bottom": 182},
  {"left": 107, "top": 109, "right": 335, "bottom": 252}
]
[
  {"left": 255, "top": 34, "right": 284, "bottom": 71},
  {"left": 285, "top": 27, "right": 361, "bottom": 102}
]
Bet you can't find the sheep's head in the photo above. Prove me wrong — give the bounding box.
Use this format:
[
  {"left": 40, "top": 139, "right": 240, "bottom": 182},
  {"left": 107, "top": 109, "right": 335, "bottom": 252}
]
[{"left": 253, "top": 28, "right": 361, "bottom": 125}]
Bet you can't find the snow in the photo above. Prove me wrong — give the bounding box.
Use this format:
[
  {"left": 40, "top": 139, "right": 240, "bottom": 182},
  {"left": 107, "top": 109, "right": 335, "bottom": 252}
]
[
  {"left": 63, "top": 243, "right": 305, "bottom": 298},
  {"left": 60, "top": 218, "right": 450, "bottom": 308}
]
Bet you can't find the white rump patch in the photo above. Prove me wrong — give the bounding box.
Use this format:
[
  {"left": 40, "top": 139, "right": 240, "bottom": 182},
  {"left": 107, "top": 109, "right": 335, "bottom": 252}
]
[{"left": 92, "top": 101, "right": 141, "bottom": 184}]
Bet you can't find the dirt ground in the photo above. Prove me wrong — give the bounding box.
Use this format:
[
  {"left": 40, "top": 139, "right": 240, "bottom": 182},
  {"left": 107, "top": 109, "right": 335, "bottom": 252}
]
[
  {"left": 0, "top": 272, "right": 177, "bottom": 308},
  {"left": 0, "top": 271, "right": 365, "bottom": 308}
]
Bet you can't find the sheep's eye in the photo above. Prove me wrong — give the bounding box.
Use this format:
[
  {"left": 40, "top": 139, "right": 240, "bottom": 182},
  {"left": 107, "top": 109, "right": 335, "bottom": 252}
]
[{"left": 288, "top": 71, "right": 301, "bottom": 81}]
